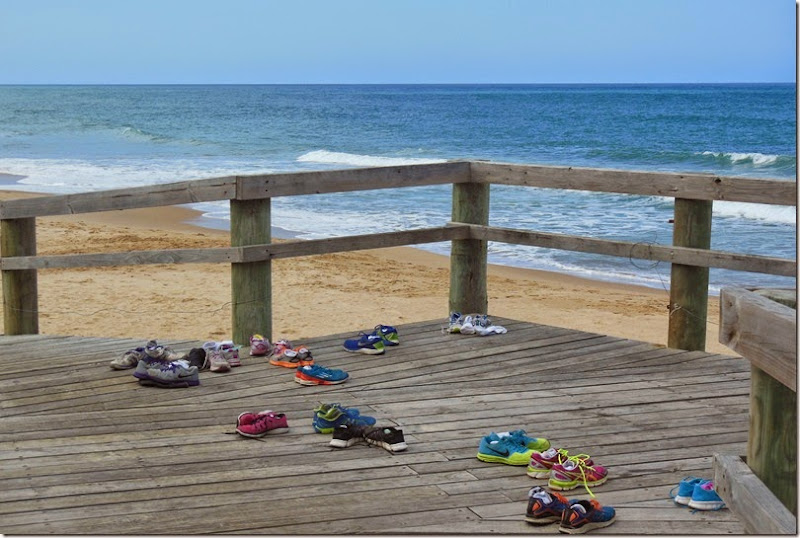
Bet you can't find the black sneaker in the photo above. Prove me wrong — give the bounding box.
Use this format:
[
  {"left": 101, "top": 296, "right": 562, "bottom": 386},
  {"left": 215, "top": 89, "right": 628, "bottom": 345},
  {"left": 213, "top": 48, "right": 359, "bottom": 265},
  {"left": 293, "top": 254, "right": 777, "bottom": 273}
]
[
  {"left": 363, "top": 426, "right": 407, "bottom": 452},
  {"left": 183, "top": 348, "right": 208, "bottom": 370},
  {"left": 330, "top": 423, "right": 367, "bottom": 448}
]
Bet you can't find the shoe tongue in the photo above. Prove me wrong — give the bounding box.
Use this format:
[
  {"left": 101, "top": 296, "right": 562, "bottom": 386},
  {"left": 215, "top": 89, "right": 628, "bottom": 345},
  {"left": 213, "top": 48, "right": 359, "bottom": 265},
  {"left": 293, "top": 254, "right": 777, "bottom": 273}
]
[
  {"left": 530, "top": 488, "right": 551, "bottom": 502},
  {"left": 541, "top": 447, "right": 558, "bottom": 458},
  {"left": 571, "top": 503, "right": 587, "bottom": 514}
]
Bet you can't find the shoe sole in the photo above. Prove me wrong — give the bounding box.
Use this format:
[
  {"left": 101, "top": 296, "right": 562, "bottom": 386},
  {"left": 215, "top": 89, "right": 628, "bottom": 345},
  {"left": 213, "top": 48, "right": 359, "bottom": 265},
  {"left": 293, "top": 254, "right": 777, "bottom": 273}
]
[
  {"left": 558, "top": 516, "right": 616, "bottom": 534},
  {"left": 330, "top": 437, "right": 363, "bottom": 448},
  {"left": 476, "top": 453, "right": 531, "bottom": 466},
  {"left": 270, "top": 358, "right": 314, "bottom": 368},
  {"left": 525, "top": 515, "right": 561, "bottom": 525},
  {"left": 343, "top": 346, "right": 385, "bottom": 355},
  {"left": 210, "top": 366, "right": 231, "bottom": 373},
  {"left": 138, "top": 378, "right": 198, "bottom": 388},
  {"left": 526, "top": 468, "right": 551, "bottom": 478},
  {"left": 687, "top": 500, "right": 725, "bottom": 510},
  {"left": 235, "top": 427, "right": 289, "bottom": 438},
  {"left": 294, "top": 376, "right": 347, "bottom": 386},
  {"left": 365, "top": 438, "right": 407, "bottom": 452}
]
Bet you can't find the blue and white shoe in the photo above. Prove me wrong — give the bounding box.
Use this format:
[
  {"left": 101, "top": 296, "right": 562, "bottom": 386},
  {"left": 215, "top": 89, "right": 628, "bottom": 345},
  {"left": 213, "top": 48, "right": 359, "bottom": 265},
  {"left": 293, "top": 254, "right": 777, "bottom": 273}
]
[
  {"left": 447, "top": 311, "right": 463, "bottom": 333},
  {"left": 688, "top": 481, "right": 725, "bottom": 511},
  {"left": 313, "top": 403, "right": 376, "bottom": 433},
  {"left": 372, "top": 324, "right": 399, "bottom": 346},
  {"left": 343, "top": 333, "right": 385, "bottom": 355},
  {"left": 670, "top": 476, "right": 706, "bottom": 506},
  {"left": 294, "top": 364, "right": 349, "bottom": 385},
  {"left": 498, "top": 429, "right": 551, "bottom": 452},
  {"left": 476, "top": 432, "right": 534, "bottom": 465}
]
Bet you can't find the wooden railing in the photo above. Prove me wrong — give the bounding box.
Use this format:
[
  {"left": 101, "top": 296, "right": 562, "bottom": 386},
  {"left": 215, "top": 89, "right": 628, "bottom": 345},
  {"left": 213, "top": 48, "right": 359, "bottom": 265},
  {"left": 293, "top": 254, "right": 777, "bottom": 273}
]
[{"left": 0, "top": 161, "right": 796, "bottom": 349}]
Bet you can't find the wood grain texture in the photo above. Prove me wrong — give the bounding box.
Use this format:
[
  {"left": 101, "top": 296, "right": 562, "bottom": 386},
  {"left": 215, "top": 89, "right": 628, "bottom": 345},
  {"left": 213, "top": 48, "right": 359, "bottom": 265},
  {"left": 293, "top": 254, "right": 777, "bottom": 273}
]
[{"left": 0, "top": 217, "right": 38, "bottom": 334}]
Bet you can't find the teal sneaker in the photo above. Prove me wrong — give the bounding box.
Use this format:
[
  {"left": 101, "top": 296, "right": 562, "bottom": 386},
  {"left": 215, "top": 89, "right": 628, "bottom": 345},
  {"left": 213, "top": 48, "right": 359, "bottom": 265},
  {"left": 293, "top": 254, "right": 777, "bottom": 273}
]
[
  {"left": 312, "top": 403, "right": 376, "bottom": 433},
  {"left": 476, "top": 432, "right": 534, "bottom": 465},
  {"left": 498, "top": 429, "right": 550, "bottom": 452}
]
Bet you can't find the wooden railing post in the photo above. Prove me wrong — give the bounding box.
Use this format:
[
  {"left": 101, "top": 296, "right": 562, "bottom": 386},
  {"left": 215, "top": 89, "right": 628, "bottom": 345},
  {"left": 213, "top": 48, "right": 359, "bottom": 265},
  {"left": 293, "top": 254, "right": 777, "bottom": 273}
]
[
  {"left": 668, "top": 198, "right": 712, "bottom": 350},
  {"left": 230, "top": 198, "right": 271, "bottom": 346},
  {"left": 449, "top": 182, "right": 489, "bottom": 315},
  {"left": 1, "top": 217, "right": 39, "bottom": 334}
]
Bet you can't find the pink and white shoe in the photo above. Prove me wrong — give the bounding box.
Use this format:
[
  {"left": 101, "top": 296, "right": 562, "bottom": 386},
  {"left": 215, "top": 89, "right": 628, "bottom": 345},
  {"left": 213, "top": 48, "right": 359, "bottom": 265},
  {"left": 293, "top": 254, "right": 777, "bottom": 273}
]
[
  {"left": 219, "top": 340, "right": 241, "bottom": 367},
  {"left": 249, "top": 334, "right": 272, "bottom": 357},
  {"left": 236, "top": 409, "right": 274, "bottom": 427},
  {"left": 235, "top": 412, "right": 289, "bottom": 438}
]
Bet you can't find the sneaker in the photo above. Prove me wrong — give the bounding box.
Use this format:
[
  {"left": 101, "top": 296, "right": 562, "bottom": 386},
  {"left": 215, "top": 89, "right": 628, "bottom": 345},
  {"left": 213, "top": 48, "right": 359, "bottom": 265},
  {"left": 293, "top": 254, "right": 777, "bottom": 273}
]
[
  {"left": 294, "top": 364, "right": 349, "bottom": 385},
  {"left": 447, "top": 311, "right": 463, "bottom": 333},
  {"left": 549, "top": 456, "right": 608, "bottom": 494},
  {"left": 525, "top": 486, "right": 571, "bottom": 525},
  {"left": 143, "top": 362, "right": 200, "bottom": 387},
  {"left": 132, "top": 356, "right": 172, "bottom": 380},
  {"left": 235, "top": 412, "right": 289, "bottom": 438},
  {"left": 219, "top": 341, "right": 241, "bottom": 367},
  {"left": 474, "top": 314, "right": 508, "bottom": 336},
  {"left": 498, "top": 430, "right": 550, "bottom": 452},
  {"left": 293, "top": 345, "right": 312, "bottom": 360},
  {"left": 313, "top": 403, "right": 376, "bottom": 433},
  {"left": 527, "top": 448, "right": 576, "bottom": 478},
  {"left": 687, "top": 481, "right": 725, "bottom": 511},
  {"left": 249, "top": 334, "right": 272, "bottom": 357},
  {"left": 670, "top": 476, "right": 706, "bottom": 506},
  {"left": 110, "top": 346, "right": 146, "bottom": 370},
  {"left": 269, "top": 339, "right": 303, "bottom": 367},
  {"left": 330, "top": 423, "right": 368, "bottom": 448},
  {"left": 343, "top": 333, "right": 385, "bottom": 355},
  {"left": 459, "top": 315, "right": 476, "bottom": 335},
  {"left": 371, "top": 324, "right": 399, "bottom": 346},
  {"left": 236, "top": 409, "right": 273, "bottom": 427},
  {"left": 476, "top": 432, "right": 534, "bottom": 465},
  {"left": 182, "top": 348, "right": 208, "bottom": 370},
  {"left": 145, "top": 340, "right": 176, "bottom": 361},
  {"left": 558, "top": 499, "right": 616, "bottom": 534},
  {"left": 208, "top": 349, "right": 231, "bottom": 373},
  {"left": 363, "top": 426, "right": 407, "bottom": 452}
]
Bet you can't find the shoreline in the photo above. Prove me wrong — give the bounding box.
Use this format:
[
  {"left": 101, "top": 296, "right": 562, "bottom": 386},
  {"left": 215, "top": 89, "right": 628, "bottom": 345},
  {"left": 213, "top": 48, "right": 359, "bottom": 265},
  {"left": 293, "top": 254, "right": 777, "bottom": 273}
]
[{"left": 0, "top": 188, "right": 731, "bottom": 354}]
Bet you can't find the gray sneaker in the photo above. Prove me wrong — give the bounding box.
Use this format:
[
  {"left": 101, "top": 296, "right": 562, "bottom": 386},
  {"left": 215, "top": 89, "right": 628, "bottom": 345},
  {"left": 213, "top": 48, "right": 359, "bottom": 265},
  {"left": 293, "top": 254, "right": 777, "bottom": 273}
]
[
  {"left": 131, "top": 356, "right": 171, "bottom": 380},
  {"left": 145, "top": 340, "right": 178, "bottom": 361},
  {"left": 110, "top": 346, "right": 146, "bottom": 370},
  {"left": 144, "top": 363, "right": 200, "bottom": 387}
]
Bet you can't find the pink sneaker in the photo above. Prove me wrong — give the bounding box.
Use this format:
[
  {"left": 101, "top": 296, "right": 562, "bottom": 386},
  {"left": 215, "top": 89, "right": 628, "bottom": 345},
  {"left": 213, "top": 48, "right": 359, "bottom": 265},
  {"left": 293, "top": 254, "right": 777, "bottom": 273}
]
[
  {"left": 208, "top": 349, "right": 231, "bottom": 373},
  {"left": 527, "top": 448, "right": 592, "bottom": 478},
  {"left": 249, "top": 334, "right": 272, "bottom": 357},
  {"left": 235, "top": 412, "right": 289, "bottom": 438},
  {"left": 219, "top": 341, "right": 241, "bottom": 367},
  {"left": 549, "top": 456, "right": 608, "bottom": 494},
  {"left": 236, "top": 409, "right": 274, "bottom": 427}
]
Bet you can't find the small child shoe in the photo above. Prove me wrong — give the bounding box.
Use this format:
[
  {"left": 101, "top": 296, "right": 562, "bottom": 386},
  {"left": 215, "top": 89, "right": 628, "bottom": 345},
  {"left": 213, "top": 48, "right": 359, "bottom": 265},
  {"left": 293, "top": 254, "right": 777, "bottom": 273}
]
[{"left": 249, "top": 334, "right": 271, "bottom": 356}]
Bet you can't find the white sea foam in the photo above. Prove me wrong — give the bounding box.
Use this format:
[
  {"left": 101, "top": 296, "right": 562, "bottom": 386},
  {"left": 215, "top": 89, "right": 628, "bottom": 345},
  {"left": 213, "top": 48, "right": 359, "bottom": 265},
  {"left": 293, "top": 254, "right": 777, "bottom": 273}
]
[
  {"left": 297, "top": 150, "right": 447, "bottom": 167},
  {"left": 714, "top": 201, "right": 796, "bottom": 224},
  {"left": 700, "top": 151, "right": 781, "bottom": 166}
]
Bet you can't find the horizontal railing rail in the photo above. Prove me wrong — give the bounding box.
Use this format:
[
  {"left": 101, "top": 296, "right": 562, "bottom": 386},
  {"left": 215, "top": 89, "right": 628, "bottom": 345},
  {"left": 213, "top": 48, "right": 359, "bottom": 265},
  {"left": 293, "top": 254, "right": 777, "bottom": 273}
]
[{"left": 0, "top": 160, "right": 796, "bottom": 351}]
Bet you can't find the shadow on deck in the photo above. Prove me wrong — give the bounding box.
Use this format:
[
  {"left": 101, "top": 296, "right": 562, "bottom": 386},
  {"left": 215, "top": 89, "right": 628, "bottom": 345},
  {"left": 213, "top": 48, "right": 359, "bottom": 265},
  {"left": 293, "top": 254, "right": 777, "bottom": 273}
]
[{"left": 0, "top": 318, "right": 748, "bottom": 534}]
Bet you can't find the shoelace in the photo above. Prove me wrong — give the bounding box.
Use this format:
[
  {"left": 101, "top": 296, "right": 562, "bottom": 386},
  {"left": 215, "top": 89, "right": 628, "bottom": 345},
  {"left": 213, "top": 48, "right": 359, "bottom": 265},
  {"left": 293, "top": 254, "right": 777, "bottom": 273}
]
[{"left": 565, "top": 453, "right": 599, "bottom": 497}]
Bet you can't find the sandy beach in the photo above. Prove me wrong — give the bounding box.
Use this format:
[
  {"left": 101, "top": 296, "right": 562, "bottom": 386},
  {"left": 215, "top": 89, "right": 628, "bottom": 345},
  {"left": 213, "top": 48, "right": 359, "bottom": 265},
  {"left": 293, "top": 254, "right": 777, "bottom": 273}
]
[{"left": 0, "top": 189, "right": 731, "bottom": 354}]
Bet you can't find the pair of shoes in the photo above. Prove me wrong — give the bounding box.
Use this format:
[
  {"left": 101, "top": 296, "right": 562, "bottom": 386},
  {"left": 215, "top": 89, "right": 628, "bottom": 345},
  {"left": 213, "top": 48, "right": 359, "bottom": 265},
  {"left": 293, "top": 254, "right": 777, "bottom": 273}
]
[
  {"left": 525, "top": 487, "right": 616, "bottom": 533},
  {"left": 109, "top": 345, "right": 147, "bottom": 370},
  {"left": 342, "top": 324, "right": 399, "bottom": 354},
  {"left": 527, "top": 447, "right": 609, "bottom": 496},
  {"left": 249, "top": 334, "right": 272, "bottom": 356},
  {"left": 235, "top": 410, "right": 289, "bottom": 438},
  {"left": 145, "top": 339, "right": 178, "bottom": 360},
  {"left": 134, "top": 360, "right": 200, "bottom": 388},
  {"left": 330, "top": 423, "right": 407, "bottom": 452},
  {"left": 269, "top": 339, "right": 314, "bottom": 368},
  {"left": 313, "top": 403, "right": 376, "bottom": 433},
  {"left": 295, "top": 364, "right": 348, "bottom": 385},
  {"left": 477, "top": 431, "right": 550, "bottom": 465},
  {"left": 670, "top": 477, "right": 725, "bottom": 510},
  {"left": 447, "top": 312, "right": 507, "bottom": 336},
  {"left": 202, "top": 341, "right": 240, "bottom": 372}
]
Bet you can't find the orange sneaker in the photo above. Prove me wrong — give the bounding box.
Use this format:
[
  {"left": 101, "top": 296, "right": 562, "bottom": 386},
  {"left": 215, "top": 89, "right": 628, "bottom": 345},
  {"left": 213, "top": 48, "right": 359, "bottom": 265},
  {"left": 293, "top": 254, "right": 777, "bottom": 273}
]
[{"left": 269, "top": 339, "right": 300, "bottom": 368}]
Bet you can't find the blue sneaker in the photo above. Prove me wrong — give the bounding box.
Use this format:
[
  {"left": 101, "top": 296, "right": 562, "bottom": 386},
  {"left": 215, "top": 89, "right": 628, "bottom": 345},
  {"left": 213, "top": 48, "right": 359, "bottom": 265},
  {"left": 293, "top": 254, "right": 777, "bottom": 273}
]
[
  {"left": 559, "top": 499, "right": 616, "bottom": 533},
  {"left": 294, "top": 364, "right": 349, "bottom": 386},
  {"left": 670, "top": 476, "right": 706, "bottom": 506},
  {"left": 688, "top": 481, "right": 725, "bottom": 511},
  {"left": 312, "top": 403, "right": 376, "bottom": 433},
  {"left": 476, "top": 432, "right": 534, "bottom": 465},
  {"left": 343, "top": 333, "right": 385, "bottom": 355},
  {"left": 372, "top": 324, "right": 399, "bottom": 346},
  {"left": 498, "top": 429, "right": 551, "bottom": 452}
]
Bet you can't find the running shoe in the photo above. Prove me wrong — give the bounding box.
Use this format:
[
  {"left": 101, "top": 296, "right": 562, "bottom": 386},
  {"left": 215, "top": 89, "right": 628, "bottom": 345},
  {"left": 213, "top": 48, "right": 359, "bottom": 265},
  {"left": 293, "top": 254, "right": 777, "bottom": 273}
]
[
  {"left": 363, "top": 426, "right": 407, "bottom": 452},
  {"left": 110, "top": 346, "right": 146, "bottom": 370},
  {"left": 558, "top": 499, "right": 616, "bottom": 534},
  {"left": 670, "top": 476, "right": 707, "bottom": 506},
  {"left": 447, "top": 311, "right": 463, "bottom": 333},
  {"left": 235, "top": 412, "right": 289, "bottom": 438},
  {"left": 476, "top": 432, "right": 535, "bottom": 465},
  {"left": 182, "top": 348, "right": 209, "bottom": 371},
  {"left": 687, "top": 481, "right": 725, "bottom": 511},
  {"left": 330, "top": 423, "right": 368, "bottom": 448},
  {"left": 249, "top": 334, "right": 272, "bottom": 357},
  {"left": 236, "top": 409, "right": 274, "bottom": 427},
  {"left": 371, "top": 324, "right": 399, "bottom": 346},
  {"left": 270, "top": 339, "right": 308, "bottom": 367},
  {"left": 459, "top": 315, "right": 476, "bottom": 335},
  {"left": 145, "top": 340, "right": 177, "bottom": 361},
  {"left": 498, "top": 430, "right": 550, "bottom": 452},
  {"left": 208, "top": 349, "right": 231, "bottom": 373},
  {"left": 527, "top": 447, "right": 578, "bottom": 478},
  {"left": 525, "top": 486, "right": 571, "bottom": 525},
  {"left": 294, "top": 364, "right": 349, "bottom": 385},
  {"left": 293, "top": 345, "right": 312, "bottom": 360},
  {"left": 343, "top": 333, "right": 385, "bottom": 355},
  {"left": 140, "top": 362, "right": 200, "bottom": 387},
  {"left": 312, "top": 403, "right": 376, "bottom": 433},
  {"left": 549, "top": 455, "right": 608, "bottom": 495},
  {"left": 219, "top": 341, "right": 241, "bottom": 367}
]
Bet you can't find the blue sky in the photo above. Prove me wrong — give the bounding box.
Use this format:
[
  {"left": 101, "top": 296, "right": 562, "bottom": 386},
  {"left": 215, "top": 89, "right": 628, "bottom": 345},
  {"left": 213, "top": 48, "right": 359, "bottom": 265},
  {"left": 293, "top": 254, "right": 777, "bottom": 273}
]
[{"left": 0, "top": 0, "right": 795, "bottom": 83}]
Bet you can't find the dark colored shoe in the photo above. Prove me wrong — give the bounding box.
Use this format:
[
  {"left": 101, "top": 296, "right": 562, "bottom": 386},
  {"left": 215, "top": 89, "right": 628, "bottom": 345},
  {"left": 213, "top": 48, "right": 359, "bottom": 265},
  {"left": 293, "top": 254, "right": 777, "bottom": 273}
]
[
  {"left": 138, "top": 378, "right": 193, "bottom": 389},
  {"left": 558, "top": 500, "right": 616, "bottom": 534},
  {"left": 330, "top": 423, "right": 368, "bottom": 448},
  {"left": 183, "top": 348, "right": 208, "bottom": 370},
  {"left": 525, "top": 486, "right": 571, "bottom": 525},
  {"left": 363, "top": 426, "right": 407, "bottom": 452}
]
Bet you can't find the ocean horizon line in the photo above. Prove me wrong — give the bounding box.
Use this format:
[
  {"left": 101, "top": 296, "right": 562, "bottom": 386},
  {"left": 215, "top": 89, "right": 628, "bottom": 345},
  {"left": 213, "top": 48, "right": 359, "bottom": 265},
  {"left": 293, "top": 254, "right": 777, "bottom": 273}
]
[{"left": 0, "top": 81, "right": 795, "bottom": 87}]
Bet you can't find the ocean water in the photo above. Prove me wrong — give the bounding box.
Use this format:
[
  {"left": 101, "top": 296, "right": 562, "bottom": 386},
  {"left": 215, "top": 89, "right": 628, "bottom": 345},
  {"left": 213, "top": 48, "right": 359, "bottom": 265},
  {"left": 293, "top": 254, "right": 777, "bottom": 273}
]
[{"left": 0, "top": 84, "right": 795, "bottom": 292}]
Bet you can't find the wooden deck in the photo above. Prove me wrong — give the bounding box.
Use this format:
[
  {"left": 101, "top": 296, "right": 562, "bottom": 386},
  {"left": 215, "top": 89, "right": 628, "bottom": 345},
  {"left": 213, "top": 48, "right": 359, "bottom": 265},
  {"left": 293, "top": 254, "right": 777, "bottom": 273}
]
[{"left": 0, "top": 318, "right": 749, "bottom": 534}]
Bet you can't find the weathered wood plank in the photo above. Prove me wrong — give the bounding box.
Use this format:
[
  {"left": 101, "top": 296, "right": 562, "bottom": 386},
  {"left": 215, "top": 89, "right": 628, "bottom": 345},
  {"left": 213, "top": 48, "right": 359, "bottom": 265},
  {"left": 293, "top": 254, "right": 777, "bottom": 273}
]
[
  {"left": 235, "top": 161, "right": 471, "bottom": 199},
  {"left": 0, "top": 246, "right": 242, "bottom": 270},
  {"left": 0, "top": 176, "right": 237, "bottom": 219},
  {"left": 471, "top": 161, "right": 797, "bottom": 205},
  {"left": 1, "top": 217, "right": 38, "bottom": 334},
  {"left": 466, "top": 223, "right": 796, "bottom": 277},
  {"left": 713, "top": 453, "right": 796, "bottom": 534}
]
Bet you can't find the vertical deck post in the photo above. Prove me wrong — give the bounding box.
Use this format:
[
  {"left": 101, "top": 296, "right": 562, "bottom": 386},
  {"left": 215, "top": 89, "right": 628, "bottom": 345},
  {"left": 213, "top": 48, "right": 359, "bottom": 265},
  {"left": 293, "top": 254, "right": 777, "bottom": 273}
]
[
  {"left": 1, "top": 217, "right": 39, "bottom": 335},
  {"left": 748, "top": 366, "right": 798, "bottom": 515},
  {"left": 230, "top": 198, "right": 271, "bottom": 346},
  {"left": 668, "top": 198, "right": 712, "bottom": 350},
  {"left": 449, "top": 182, "right": 489, "bottom": 315}
]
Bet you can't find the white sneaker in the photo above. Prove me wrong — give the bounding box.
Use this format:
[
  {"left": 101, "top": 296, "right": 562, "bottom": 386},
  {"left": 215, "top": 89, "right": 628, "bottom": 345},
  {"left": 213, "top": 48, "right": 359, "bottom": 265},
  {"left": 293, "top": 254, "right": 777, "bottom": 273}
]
[{"left": 460, "top": 315, "right": 476, "bottom": 335}]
